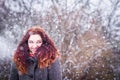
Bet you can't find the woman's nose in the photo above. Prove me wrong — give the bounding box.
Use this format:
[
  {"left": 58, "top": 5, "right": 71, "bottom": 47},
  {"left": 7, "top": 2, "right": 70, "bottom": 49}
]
[{"left": 32, "top": 44, "right": 38, "bottom": 48}]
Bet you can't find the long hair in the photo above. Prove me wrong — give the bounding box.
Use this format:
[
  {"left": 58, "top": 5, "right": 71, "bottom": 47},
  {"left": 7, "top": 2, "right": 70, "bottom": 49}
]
[{"left": 13, "top": 26, "right": 59, "bottom": 74}]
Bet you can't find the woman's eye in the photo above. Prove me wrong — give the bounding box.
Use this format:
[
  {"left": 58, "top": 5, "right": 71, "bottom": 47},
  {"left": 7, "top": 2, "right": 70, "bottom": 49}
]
[
  {"left": 37, "top": 41, "right": 42, "bottom": 44},
  {"left": 28, "top": 41, "right": 33, "bottom": 43}
]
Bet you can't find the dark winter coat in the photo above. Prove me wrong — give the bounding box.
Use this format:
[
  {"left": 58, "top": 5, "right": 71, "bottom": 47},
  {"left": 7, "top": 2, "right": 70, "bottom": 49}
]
[{"left": 9, "top": 57, "right": 62, "bottom": 80}]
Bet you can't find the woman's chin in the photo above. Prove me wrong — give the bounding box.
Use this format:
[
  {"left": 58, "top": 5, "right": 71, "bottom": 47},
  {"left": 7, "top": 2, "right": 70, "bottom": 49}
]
[
  {"left": 31, "top": 51, "right": 36, "bottom": 54},
  {"left": 31, "top": 49, "right": 36, "bottom": 53}
]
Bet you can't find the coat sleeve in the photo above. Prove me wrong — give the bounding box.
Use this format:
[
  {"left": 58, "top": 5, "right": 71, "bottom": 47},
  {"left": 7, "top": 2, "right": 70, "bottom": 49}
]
[
  {"left": 9, "top": 62, "right": 19, "bottom": 80},
  {"left": 48, "top": 58, "right": 62, "bottom": 80}
]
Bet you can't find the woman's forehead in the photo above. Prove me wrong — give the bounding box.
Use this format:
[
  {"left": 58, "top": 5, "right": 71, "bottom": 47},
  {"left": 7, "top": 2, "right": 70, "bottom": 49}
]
[{"left": 28, "top": 34, "right": 42, "bottom": 41}]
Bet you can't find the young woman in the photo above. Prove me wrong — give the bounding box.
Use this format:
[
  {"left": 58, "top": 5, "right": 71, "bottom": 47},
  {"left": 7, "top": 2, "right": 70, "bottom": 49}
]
[{"left": 10, "top": 26, "right": 62, "bottom": 80}]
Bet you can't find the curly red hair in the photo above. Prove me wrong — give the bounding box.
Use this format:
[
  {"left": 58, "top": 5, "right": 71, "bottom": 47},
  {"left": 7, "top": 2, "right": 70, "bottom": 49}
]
[{"left": 13, "top": 26, "right": 59, "bottom": 74}]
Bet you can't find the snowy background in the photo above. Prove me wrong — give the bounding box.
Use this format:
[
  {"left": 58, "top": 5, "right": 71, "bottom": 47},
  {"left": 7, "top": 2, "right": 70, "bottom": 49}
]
[{"left": 0, "top": 0, "right": 120, "bottom": 80}]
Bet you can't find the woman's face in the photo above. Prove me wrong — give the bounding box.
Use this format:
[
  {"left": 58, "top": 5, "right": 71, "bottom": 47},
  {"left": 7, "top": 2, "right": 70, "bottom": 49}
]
[{"left": 28, "top": 34, "right": 42, "bottom": 54}]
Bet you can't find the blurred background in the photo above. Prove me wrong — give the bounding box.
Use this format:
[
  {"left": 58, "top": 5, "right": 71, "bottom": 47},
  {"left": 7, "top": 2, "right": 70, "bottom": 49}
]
[{"left": 0, "top": 0, "right": 120, "bottom": 80}]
